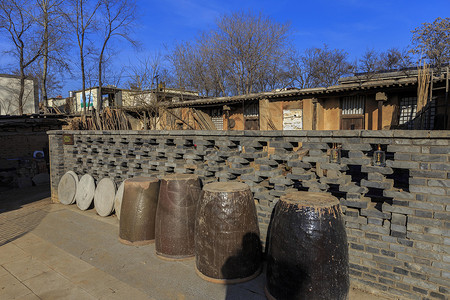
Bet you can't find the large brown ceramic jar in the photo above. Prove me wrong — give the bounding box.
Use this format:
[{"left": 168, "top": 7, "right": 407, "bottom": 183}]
[
  {"left": 195, "top": 182, "right": 262, "bottom": 283},
  {"left": 265, "top": 191, "right": 349, "bottom": 300},
  {"left": 155, "top": 174, "right": 201, "bottom": 260},
  {"left": 119, "top": 177, "right": 160, "bottom": 245}
]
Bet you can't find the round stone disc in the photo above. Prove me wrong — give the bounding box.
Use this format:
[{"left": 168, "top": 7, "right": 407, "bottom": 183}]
[
  {"left": 66, "top": 171, "right": 79, "bottom": 204},
  {"left": 76, "top": 174, "right": 96, "bottom": 211},
  {"left": 114, "top": 180, "right": 125, "bottom": 220},
  {"left": 58, "top": 172, "right": 77, "bottom": 205},
  {"left": 94, "top": 178, "right": 116, "bottom": 217}
]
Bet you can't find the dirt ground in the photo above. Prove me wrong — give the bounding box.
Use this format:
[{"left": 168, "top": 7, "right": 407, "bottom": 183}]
[{"left": 0, "top": 185, "right": 393, "bottom": 300}]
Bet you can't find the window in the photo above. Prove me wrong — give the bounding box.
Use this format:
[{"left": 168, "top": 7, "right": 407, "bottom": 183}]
[
  {"left": 244, "top": 102, "right": 259, "bottom": 117},
  {"left": 399, "top": 97, "right": 417, "bottom": 129},
  {"left": 209, "top": 108, "right": 223, "bottom": 130},
  {"left": 342, "top": 95, "right": 365, "bottom": 115},
  {"left": 341, "top": 95, "right": 365, "bottom": 130},
  {"left": 421, "top": 99, "right": 436, "bottom": 130},
  {"left": 244, "top": 102, "right": 259, "bottom": 130}
]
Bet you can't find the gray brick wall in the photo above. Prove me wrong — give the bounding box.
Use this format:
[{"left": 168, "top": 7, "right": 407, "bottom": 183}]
[{"left": 48, "top": 129, "right": 450, "bottom": 300}]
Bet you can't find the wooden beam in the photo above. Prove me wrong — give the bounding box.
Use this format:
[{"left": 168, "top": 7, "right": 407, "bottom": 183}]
[{"left": 377, "top": 100, "right": 383, "bottom": 130}]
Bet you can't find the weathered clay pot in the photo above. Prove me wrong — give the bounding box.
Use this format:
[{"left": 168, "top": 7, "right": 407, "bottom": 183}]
[
  {"left": 195, "top": 182, "right": 262, "bottom": 283},
  {"left": 119, "top": 177, "right": 160, "bottom": 245},
  {"left": 155, "top": 174, "right": 201, "bottom": 260},
  {"left": 265, "top": 191, "right": 349, "bottom": 300}
]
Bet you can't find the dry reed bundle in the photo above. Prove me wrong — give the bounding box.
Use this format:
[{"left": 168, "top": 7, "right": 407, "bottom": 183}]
[
  {"left": 65, "top": 108, "right": 131, "bottom": 130},
  {"left": 417, "top": 61, "right": 431, "bottom": 112}
]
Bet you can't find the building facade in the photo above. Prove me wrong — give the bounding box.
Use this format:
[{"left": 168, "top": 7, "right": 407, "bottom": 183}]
[
  {"left": 71, "top": 86, "right": 135, "bottom": 113},
  {"left": 166, "top": 70, "right": 449, "bottom": 131}
]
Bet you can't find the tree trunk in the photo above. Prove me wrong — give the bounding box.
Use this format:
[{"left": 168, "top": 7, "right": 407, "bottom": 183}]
[
  {"left": 19, "top": 71, "right": 25, "bottom": 115},
  {"left": 18, "top": 46, "right": 25, "bottom": 115},
  {"left": 80, "top": 41, "right": 86, "bottom": 114},
  {"left": 98, "top": 48, "right": 104, "bottom": 111},
  {"left": 98, "top": 33, "right": 111, "bottom": 112},
  {"left": 42, "top": 8, "right": 49, "bottom": 108}
]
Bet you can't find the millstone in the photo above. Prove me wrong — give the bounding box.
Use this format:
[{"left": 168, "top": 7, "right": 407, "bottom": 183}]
[
  {"left": 67, "top": 171, "right": 79, "bottom": 204},
  {"left": 94, "top": 178, "right": 116, "bottom": 217},
  {"left": 58, "top": 171, "right": 78, "bottom": 205},
  {"left": 67, "top": 171, "right": 78, "bottom": 180},
  {"left": 114, "top": 180, "right": 125, "bottom": 220},
  {"left": 76, "top": 174, "right": 96, "bottom": 211}
]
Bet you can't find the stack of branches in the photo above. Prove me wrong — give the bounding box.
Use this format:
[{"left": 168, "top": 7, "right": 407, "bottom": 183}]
[
  {"left": 160, "top": 107, "right": 191, "bottom": 130},
  {"left": 126, "top": 105, "right": 196, "bottom": 130},
  {"left": 123, "top": 107, "right": 156, "bottom": 130},
  {"left": 125, "top": 104, "right": 160, "bottom": 130},
  {"left": 190, "top": 108, "right": 217, "bottom": 130},
  {"left": 66, "top": 108, "right": 131, "bottom": 130}
]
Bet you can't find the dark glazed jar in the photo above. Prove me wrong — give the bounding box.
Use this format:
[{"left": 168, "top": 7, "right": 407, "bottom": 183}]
[
  {"left": 155, "top": 174, "right": 202, "bottom": 260},
  {"left": 195, "top": 182, "right": 262, "bottom": 283},
  {"left": 119, "top": 177, "right": 160, "bottom": 245},
  {"left": 266, "top": 191, "right": 349, "bottom": 300}
]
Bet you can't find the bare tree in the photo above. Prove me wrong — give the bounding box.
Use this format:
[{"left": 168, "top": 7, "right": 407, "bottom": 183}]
[
  {"left": 64, "top": 0, "right": 101, "bottom": 114},
  {"left": 99, "top": 51, "right": 124, "bottom": 88},
  {"left": 258, "top": 47, "right": 304, "bottom": 90},
  {"left": 126, "top": 54, "right": 163, "bottom": 93},
  {"left": 301, "top": 45, "right": 353, "bottom": 88},
  {"left": 35, "top": 0, "right": 69, "bottom": 107},
  {"left": 125, "top": 53, "right": 181, "bottom": 129},
  {"left": 213, "top": 11, "right": 291, "bottom": 95},
  {"left": 85, "top": 62, "right": 97, "bottom": 109},
  {"left": 169, "top": 10, "right": 294, "bottom": 96},
  {"left": 169, "top": 37, "right": 229, "bottom": 97},
  {"left": 411, "top": 17, "right": 450, "bottom": 73},
  {"left": 0, "top": 0, "right": 44, "bottom": 114},
  {"left": 198, "top": 32, "right": 230, "bottom": 96},
  {"left": 380, "top": 48, "right": 413, "bottom": 71},
  {"left": 169, "top": 41, "right": 208, "bottom": 95},
  {"left": 356, "top": 48, "right": 413, "bottom": 77},
  {"left": 97, "top": 0, "right": 136, "bottom": 111},
  {"left": 357, "top": 48, "right": 382, "bottom": 77},
  {"left": 27, "top": 63, "right": 64, "bottom": 99}
]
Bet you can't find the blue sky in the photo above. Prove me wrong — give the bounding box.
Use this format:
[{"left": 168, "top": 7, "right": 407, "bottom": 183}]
[
  {"left": 1, "top": 0, "right": 449, "bottom": 97},
  {"left": 134, "top": 0, "right": 447, "bottom": 57}
]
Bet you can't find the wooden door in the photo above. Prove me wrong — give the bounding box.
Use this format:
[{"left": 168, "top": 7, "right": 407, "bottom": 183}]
[
  {"left": 341, "top": 115, "right": 364, "bottom": 130},
  {"left": 244, "top": 117, "right": 259, "bottom": 130}
]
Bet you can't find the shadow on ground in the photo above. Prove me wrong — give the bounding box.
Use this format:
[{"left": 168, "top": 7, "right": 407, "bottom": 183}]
[
  {"left": 221, "top": 233, "right": 265, "bottom": 299},
  {"left": 0, "top": 184, "right": 51, "bottom": 246}
]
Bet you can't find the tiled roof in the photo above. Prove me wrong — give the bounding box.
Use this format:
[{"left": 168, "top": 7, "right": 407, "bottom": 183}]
[{"left": 166, "top": 75, "right": 435, "bottom": 107}]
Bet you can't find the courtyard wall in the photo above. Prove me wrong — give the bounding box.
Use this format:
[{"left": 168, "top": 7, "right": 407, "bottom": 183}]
[{"left": 48, "top": 129, "right": 450, "bottom": 299}]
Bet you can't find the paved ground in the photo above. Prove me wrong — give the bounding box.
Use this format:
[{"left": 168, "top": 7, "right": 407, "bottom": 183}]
[{"left": 0, "top": 185, "right": 390, "bottom": 300}]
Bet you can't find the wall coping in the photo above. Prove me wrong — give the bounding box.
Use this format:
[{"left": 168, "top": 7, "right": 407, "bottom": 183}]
[{"left": 47, "top": 130, "right": 450, "bottom": 139}]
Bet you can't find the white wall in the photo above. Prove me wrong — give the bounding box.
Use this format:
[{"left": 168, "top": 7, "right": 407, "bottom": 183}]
[
  {"left": 74, "top": 89, "right": 98, "bottom": 112},
  {"left": 0, "top": 76, "right": 37, "bottom": 115}
]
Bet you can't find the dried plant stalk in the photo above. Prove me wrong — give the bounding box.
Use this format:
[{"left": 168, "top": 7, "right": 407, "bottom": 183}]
[{"left": 417, "top": 60, "right": 430, "bottom": 112}]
